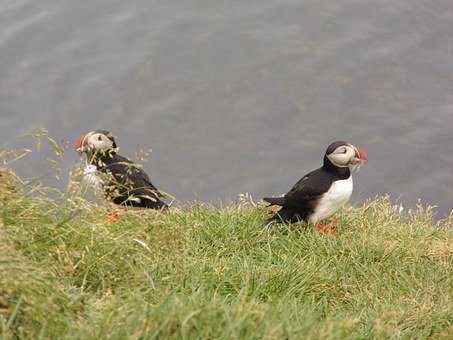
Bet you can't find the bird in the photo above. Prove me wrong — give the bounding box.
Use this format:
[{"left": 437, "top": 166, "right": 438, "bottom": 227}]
[
  {"left": 263, "top": 141, "right": 367, "bottom": 233},
  {"left": 74, "top": 130, "right": 168, "bottom": 210}
]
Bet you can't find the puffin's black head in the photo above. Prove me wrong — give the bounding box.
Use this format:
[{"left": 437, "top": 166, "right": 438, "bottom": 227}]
[
  {"left": 324, "top": 141, "right": 367, "bottom": 168},
  {"left": 74, "top": 130, "right": 117, "bottom": 154}
]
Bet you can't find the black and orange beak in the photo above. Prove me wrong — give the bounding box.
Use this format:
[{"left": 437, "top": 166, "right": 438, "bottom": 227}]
[{"left": 354, "top": 145, "right": 367, "bottom": 162}]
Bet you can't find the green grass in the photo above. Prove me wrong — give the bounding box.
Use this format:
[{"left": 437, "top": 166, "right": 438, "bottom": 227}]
[{"left": 1, "top": 182, "right": 452, "bottom": 339}]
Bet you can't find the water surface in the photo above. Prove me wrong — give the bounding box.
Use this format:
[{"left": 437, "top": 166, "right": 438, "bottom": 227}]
[{"left": 1, "top": 0, "right": 452, "bottom": 215}]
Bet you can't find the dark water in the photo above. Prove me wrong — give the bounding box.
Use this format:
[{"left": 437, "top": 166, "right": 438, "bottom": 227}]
[{"left": 1, "top": 0, "right": 453, "bottom": 215}]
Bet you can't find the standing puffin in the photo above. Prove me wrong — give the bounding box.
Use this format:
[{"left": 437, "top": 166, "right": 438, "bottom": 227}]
[
  {"left": 74, "top": 130, "right": 168, "bottom": 209},
  {"left": 263, "top": 141, "right": 367, "bottom": 232}
]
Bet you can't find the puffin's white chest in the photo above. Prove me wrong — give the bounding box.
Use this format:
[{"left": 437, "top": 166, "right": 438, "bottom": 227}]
[
  {"left": 82, "top": 164, "right": 104, "bottom": 192},
  {"left": 309, "top": 176, "right": 353, "bottom": 224}
]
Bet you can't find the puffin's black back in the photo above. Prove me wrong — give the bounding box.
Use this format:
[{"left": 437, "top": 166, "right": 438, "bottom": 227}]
[
  {"left": 264, "top": 163, "right": 350, "bottom": 224},
  {"left": 95, "top": 153, "right": 167, "bottom": 209}
]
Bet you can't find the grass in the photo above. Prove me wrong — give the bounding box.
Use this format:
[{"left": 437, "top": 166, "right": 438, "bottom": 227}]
[{"left": 0, "top": 170, "right": 452, "bottom": 339}]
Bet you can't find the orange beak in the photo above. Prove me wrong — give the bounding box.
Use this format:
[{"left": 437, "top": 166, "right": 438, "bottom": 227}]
[{"left": 74, "top": 134, "right": 86, "bottom": 152}]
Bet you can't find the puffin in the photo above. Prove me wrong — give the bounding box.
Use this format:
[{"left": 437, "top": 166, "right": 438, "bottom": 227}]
[
  {"left": 263, "top": 141, "right": 367, "bottom": 232},
  {"left": 74, "top": 130, "right": 168, "bottom": 209}
]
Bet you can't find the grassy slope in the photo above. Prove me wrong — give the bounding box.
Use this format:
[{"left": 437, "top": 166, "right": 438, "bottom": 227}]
[{"left": 0, "top": 190, "right": 452, "bottom": 339}]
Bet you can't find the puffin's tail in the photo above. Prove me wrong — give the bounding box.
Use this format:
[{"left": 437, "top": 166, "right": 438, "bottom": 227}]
[
  {"left": 263, "top": 196, "right": 285, "bottom": 206},
  {"left": 143, "top": 199, "right": 168, "bottom": 210},
  {"left": 263, "top": 197, "right": 288, "bottom": 226}
]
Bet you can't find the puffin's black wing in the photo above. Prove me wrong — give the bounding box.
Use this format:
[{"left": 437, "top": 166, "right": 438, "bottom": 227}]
[
  {"left": 101, "top": 154, "right": 167, "bottom": 209},
  {"left": 134, "top": 165, "right": 166, "bottom": 198},
  {"left": 264, "top": 168, "right": 330, "bottom": 223},
  {"left": 264, "top": 168, "right": 326, "bottom": 206},
  {"left": 282, "top": 169, "right": 329, "bottom": 206}
]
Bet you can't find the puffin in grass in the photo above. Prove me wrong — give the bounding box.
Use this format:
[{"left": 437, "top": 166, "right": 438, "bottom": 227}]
[
  {"left": 263, "top": 141, "right": 367, "bottom": 234},
  {"left": 74, "top": 130, "right": 169, "bottom": 210}
]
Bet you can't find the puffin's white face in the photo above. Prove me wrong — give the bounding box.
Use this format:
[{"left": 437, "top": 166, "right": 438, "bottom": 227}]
[
  {"left": 74, "top": 131, "right": 116, "bottom": 154},
  {"left": 326, "top": 143, "right": 367, "bottom": 168}
]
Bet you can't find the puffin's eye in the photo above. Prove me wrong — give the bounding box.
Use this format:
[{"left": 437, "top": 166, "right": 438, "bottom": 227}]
[
  {"left": 342, "top": 148, "right": 347, "bottom": 153},
  {"left": 98, "top": 135, "right": 102, "bottom": 141}
]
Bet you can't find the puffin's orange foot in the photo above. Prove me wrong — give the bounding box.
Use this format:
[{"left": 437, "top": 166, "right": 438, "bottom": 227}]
[
  {"left": 106, "top": 208, "right": 126, "bottom": 224},
  {"left": 316, "top": 220, "right": 337, "bottom": 236}
]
